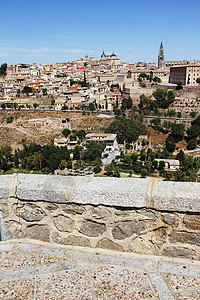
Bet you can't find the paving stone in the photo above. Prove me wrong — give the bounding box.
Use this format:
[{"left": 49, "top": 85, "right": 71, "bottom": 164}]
[{"left": 0, "top": 239, "right": 200, "bottom": 299}]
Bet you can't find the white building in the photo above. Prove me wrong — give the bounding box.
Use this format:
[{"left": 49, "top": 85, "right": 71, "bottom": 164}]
[{"left": 85, "top": 133, "right": 118, "bottom": 152}]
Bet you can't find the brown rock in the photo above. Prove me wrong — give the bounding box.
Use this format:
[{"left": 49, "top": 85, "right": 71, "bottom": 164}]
[
  {"left": 152, "top": 227, "right": 167, "bottom": 245},
  {"left": 62, "top": 235, "right": 90, "bottom": 247},
  {"left": 184, "top": 215, "right": 200, "bottom": 230},
  {"left": 97, "top": 238, "right": 123, "bottom": 251},
  {"left": 26, "top": 225, "right": 50, "bottom": 242},
  {"left": 79, "top": 220, "right": 106, "bottom": 237},
  {"left": 63, "top": 204, "right": 84, "bottom": 215},
  {"left": 162, "top": 214, "right": 177, "bottom": 225},
  {"left": 53, "top": 215, "right": 74, "bottom": 232},
  {"left": 169, "top": 230, "right": 200, "bottom": 246},
  {"left": 112, "top": 221, "right": 145, "bottom": 240},
  {"left": 162, "top": 246, "right": 194, "bottom": 259},
  {"left": 44, "top": 204, "right": 58, "bottom": 211}
]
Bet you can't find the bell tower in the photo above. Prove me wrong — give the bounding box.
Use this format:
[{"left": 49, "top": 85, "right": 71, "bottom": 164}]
[{"left": 158, "top": 41, "right": 165, "bottom": 69}]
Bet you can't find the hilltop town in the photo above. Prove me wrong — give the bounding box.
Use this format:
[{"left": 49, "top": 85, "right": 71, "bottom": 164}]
[{"left": 0, "top": 43, "right": 200, "bottom": 181}]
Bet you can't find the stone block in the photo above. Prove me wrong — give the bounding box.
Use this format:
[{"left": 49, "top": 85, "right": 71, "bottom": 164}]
[
  {"left": 44, "top": 204, "right": 58, "bottom": 211},
  {"left": 1, "top": 221, "right": 23, "bottom": 240},
  {"left": 184, "top": 215, "right": 200, "bottom": 230},
  {"left": 16, "top": 174, "right": 75, "bottom": 203},
  {"left": 72, "top": 177, "right": 149, "bottom": 207},
  {"left": 129, "top": 236, "right": 157, "bottom": 255},
  {"left": 62, "top": 204, "right": 85, "bottom": 215},
  {"left": 88, "top": 207, "right": 110, "bottom": 220},
  {"left": 161, "top": 214, "right": 177, "bottom": 225},
  {"left": 152, "top": 181, "right": 200, "bottom": 212},
  {"left": 136, "top": 209, "right": 156, "bottom": 221},
  {"left": 62, "top": 235, "right": 90, "bottom": 247},
  {"left": 96, "top": 238, "right": 123, "bottom": 251},
  {"left": 15, "top": 203, "right": 45, "bottom": 222},
  {"left": 25, "top": 225, "right": 50, "bottom": 242},
  {"left": 169, "top": 230, "right": 200, "bottom": 246},
  {"left": 53, "top": 215, "right": 74, "bottom": 232},
  {"left": 162, "top": 246, "right": 195, "bottom": 259},
  {"left": 79, "top": 220, "right": 106, "bottom": 237},
  {"left": 112, "top": 221, "right": 145, "bottom": 240},
  {"left": 0, "top": 175, "right": 12, "bottom": 199}
]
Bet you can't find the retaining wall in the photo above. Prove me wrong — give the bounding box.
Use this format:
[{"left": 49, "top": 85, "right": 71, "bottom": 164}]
[{"left": 0, "top": 174, "right": 200, "bottom": 260}]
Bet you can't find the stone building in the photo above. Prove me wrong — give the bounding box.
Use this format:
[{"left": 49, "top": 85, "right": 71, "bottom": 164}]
[{"left": 169, "top": 65, "right": 200, "bottom": 86}]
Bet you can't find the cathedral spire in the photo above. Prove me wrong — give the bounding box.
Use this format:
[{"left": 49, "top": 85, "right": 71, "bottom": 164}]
[{"left": 158, "top": 41, "right": 165, "bottom": 69}]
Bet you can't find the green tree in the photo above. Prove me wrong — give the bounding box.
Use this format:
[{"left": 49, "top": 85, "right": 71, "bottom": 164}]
[
  {"left": 153, "top": 76, "right": 161, "bottom": 83},
  {"left": 0, "top": 145, "right": 13, "bottom": 171},
  {"left": 89, "top": 103, "right": 96, "bottom": 111},
  {"left": 83, "top": 141, "right": 105, "bottom": 162},
  {"left": 165, "top": 136, "right": 176, "bottom": 153},
  {"left": 121, "top": 97, "right": 132, "bottom": 111},
  {"left": 176, "top": 82, "right": 183, "bottom": 90},
  {"left": 151, "top": 118, "right": 161, "bottom": 130},
  {"left": 196, "top": 78, "right": 200, "bottom": 85},
  {"left": 190, "top": 111, "right": 197, "bottom": 118},
  {"left": 176, "top": 150, "right": 185, "bottom": 163},
  {"left": 62, "top": 129, "right": 71, "bottom": 138},
  {"left": 187, "top": 139, "right": 196, "bottom": 150},
  {"left": 0, "top": 63, "right": 7, "bottom": 76},
  {"left": 153, "top": 88, "right": 175, "bottom": 109},
  {"left": 167, "top": 109, "right": 176, "bottom": 117},
  {"left": 22, "top": 86, "right": 32, "bottom": 95},
  {"left": 42, "top": 88, "right": 47, "bottom": 95},
  {"left": 76, "top": 130, "right": 86, "bottom": 140},
  {"left": 177, "top": 112, "right": 182, "bottom": 118},
  {"left": 106, "top": 117, "right": 146, "bottom": 144},
  {"left": 170, "top": 123, "right": 185, "bottom": 142},
  {"left": 73, "top": 145, "right": 83, "bottom": 160},
  {"left": 187, "top": 125, "right": 200, "bottom": 140},
  {"left": 1, "top": 103, "right": 5, "bottom": 110},
  {"left": 33, "top": 103, "right": 39, "bottom": 109},
  {"left": 6, "top": 116, "right": 14, "bottom": 123},
  {"left": 159, "top": 160, "right": 165, "bottom": 170}
]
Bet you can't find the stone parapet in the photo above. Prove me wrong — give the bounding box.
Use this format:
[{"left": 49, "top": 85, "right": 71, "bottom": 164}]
[{"left": 0, "top": 174, "right": 200, "bottom": 260}]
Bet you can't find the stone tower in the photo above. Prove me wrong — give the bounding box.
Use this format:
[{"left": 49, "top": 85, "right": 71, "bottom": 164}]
[{"left": 158, "top": 41, "right": 165, "bottom": 69}]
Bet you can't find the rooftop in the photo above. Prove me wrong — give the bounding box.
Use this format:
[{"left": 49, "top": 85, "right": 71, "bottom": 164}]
[{"left": 0, "top": 239, "right": 200, "bottom": 299}]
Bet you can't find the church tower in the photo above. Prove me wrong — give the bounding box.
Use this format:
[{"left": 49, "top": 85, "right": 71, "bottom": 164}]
[{"left": 158, "top": 41, "right": 165, "bottom": 69}]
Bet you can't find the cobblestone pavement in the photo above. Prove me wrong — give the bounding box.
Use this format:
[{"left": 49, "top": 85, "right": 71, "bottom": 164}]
[{"left": 0, "top": 239, "right": 200, "bottom": 299}]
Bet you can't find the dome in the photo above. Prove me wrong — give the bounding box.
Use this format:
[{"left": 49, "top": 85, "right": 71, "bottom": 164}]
[
  {"left": 110, "top": 52, "right": 117, "bottom": 57},
  {"left": 101, "top": 51, "right": 107, "bottom": 58}
]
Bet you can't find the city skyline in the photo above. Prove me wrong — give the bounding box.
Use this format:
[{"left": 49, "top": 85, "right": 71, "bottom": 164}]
[{"left": 0, "top": 0, "right": 200, "bottom": 65}]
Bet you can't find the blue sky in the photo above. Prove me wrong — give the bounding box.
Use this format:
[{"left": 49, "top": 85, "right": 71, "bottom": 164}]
[{"left": 0, "top": 0, "right": 200, "bottom": 65}]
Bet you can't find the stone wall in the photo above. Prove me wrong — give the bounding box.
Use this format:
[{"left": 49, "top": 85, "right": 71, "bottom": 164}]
[{"left": 0, "top": 174, "right": 200, "bottom": 260}]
